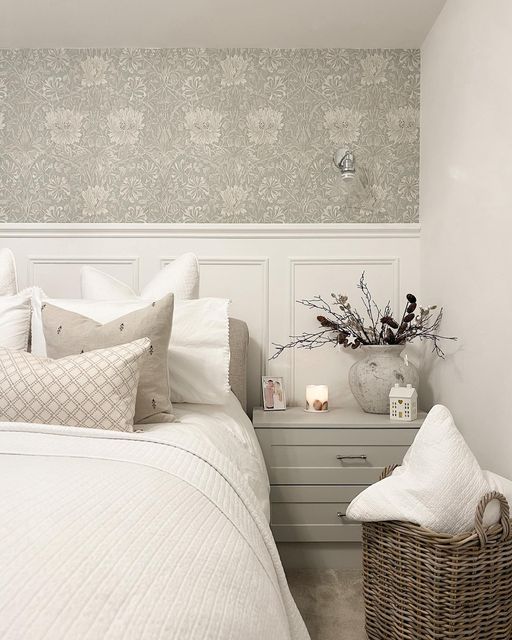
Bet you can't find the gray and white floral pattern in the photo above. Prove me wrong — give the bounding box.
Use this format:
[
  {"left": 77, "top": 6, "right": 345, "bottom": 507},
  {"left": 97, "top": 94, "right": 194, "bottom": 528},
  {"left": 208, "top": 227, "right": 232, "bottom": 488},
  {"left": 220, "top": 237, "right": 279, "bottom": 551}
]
[
  {"left": 44, "top": 108, "right": 83, "bottom": 146},
  {"left": 246, "top": 108, "right": 283, "bottom": 145},
  {"left": 0, "top": 48, "right": 419, "bottom": 223},
  {"left": 80, "top": 56, "right": 109, "bottom": 87},
  {"left": 107, "top": 107, "right": 145, "bottom": 145}
]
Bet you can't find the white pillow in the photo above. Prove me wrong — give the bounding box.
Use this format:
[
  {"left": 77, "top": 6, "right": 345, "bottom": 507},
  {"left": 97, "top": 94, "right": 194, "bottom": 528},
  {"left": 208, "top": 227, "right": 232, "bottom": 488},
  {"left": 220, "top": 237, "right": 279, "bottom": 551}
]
[
  {"left": 31, "top": 288, "right": 230, "bottom": 405},
  {"left": 346, "top": 405, "right": 506, "bottom": 534},
  {"left": 81, "top": 253, "right": 199, "bottom": 301},
  {"left": 483, "top": 471, "right": 512, "bottom": 511},
  {"left": 166, "top": 296, "right": 230, "bottom": 404},
  {"left": 0, "top": 248, "right": 18, "bottom": 296},
  {"left": 0, "top": 293, "right": 31, "bottom": 351}
]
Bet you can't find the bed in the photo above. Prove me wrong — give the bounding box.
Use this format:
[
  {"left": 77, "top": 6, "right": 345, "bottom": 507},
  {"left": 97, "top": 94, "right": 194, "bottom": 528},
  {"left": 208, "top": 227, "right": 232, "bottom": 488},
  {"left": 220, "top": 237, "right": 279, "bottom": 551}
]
[{"left": 0, "top": 317, "right": 309, "bottom": 639}]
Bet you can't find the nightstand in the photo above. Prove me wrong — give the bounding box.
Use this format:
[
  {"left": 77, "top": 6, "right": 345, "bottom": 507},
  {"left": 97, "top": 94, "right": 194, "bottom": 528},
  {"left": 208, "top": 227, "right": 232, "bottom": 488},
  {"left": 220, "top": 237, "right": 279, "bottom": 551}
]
[{"left": 253, "top": 406, "right": 426, "bottom": 568}]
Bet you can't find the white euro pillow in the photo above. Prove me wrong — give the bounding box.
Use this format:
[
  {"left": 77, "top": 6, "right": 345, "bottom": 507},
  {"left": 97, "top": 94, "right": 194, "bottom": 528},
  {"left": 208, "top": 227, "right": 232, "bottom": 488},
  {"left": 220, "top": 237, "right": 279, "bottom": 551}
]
[
  {"left": 0, "top": 248, "right": 18, "bottom": 296},
  {"left": 346, "top": 405, "right": 507, "bottom": 534},
  {"left": 31, "top": 288, "right": 230, "bottom": 405},
  {"left": 0, "top": 293, "right": 31, "bottom": 351},
  {"left": 81, "top": 253, "right": 199, "bottom": 301}
]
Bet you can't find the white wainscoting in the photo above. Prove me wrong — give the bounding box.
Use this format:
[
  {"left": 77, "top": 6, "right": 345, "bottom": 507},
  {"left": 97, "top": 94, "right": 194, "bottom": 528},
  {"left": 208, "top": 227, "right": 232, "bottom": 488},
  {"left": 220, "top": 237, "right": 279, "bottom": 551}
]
[{"left": 1, "top": 223, "right": 421, "bottom": 412}]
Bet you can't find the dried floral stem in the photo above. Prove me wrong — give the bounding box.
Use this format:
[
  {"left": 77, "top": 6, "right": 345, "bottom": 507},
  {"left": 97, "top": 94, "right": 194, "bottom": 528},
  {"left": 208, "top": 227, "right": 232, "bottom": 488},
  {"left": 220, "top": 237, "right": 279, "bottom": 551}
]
[
  {"left": 358, "top": 272, "right": 380, "bottom": 342},
  {"left": 270, "top": 328, "right": 337, "bottom": 360},
  {"left": 271, "top": 273, "right": 457, "bottom": 360}
]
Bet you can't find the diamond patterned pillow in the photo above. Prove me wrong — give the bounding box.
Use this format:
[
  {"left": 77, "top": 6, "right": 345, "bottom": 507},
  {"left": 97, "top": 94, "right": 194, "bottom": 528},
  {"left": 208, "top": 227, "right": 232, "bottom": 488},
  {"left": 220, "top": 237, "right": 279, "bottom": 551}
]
[{"left": 0, "top": 338, "right": 150, "bottom": 432}]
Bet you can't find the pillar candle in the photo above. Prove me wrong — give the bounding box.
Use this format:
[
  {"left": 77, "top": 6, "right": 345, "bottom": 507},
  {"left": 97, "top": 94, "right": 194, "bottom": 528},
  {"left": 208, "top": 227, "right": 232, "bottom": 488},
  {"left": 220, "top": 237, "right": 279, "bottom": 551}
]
[{"left": 306, "top": 385, "right": 329, "bottom": 412}]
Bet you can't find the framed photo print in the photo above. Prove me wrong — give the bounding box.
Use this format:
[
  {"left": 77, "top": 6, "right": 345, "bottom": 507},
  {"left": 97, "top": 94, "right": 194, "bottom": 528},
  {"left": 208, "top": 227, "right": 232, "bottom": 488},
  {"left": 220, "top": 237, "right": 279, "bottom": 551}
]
[{"left": 262, "top": 376, "right": 286, "bottom": 411}]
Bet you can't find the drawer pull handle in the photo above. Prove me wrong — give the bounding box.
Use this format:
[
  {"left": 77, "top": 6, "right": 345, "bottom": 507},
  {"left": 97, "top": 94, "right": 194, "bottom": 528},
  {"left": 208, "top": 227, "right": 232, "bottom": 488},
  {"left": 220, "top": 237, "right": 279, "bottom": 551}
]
[
  {"left": 336, "top": 455, "right": 367, "bottom": 462},
  {"left": 337, "top": 512, "right": 346, "bottom": 519}
]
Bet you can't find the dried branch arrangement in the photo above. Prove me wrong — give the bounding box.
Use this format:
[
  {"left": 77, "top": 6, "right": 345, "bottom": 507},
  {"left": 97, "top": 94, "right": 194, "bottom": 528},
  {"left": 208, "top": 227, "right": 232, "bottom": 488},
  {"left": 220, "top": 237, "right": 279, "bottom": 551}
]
[{"left": 271, "top": 272, "right": 457, "bottom": 360}]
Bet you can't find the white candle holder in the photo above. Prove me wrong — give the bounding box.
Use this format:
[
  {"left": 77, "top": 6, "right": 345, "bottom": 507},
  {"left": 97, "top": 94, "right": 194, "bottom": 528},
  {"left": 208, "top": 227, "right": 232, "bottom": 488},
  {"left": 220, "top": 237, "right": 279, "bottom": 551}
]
[{"left": 305, "top": 385, "right": 329, "bottom": 413}]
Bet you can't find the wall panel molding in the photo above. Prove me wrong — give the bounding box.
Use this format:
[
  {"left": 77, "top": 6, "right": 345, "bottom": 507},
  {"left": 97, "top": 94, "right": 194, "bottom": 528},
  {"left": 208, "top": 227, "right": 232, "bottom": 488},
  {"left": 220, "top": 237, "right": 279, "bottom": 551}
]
[
  {"left": 27, "top": 255, "right": 140, "bottom": 291},
  {"left": 288, "top": 256, "right": 400, "bottom": 403},
  {"left": 6, "top": 224, "right": 420, "bottom": 411}
]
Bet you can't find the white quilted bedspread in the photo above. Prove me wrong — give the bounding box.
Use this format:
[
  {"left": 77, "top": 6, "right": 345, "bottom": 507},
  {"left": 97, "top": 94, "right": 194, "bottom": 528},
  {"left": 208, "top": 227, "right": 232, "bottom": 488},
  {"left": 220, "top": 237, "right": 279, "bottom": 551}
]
[{"left": 0, "top": 422, "right": 309, "bottom": 640}]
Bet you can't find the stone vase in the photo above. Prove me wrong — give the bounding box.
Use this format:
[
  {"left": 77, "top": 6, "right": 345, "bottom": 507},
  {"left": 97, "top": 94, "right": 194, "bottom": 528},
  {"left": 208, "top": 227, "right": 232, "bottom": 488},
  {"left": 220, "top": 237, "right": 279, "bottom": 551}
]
[{"left": 348, "top": 345, "right": 419, "bottom": 414}]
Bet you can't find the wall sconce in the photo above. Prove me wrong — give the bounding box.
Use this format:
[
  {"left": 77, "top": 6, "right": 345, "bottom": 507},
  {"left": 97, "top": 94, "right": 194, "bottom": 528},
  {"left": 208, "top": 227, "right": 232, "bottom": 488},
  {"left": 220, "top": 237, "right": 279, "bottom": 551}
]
[{"left": 333, "top": 148, "right": 356, "bottom": 180}]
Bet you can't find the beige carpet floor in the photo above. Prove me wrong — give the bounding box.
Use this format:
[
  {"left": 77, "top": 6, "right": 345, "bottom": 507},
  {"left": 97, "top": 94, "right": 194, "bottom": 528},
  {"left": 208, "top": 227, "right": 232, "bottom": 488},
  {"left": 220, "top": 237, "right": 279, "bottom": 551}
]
[{"left": 286, "top": 569, "right": 366, "bottom": 640}]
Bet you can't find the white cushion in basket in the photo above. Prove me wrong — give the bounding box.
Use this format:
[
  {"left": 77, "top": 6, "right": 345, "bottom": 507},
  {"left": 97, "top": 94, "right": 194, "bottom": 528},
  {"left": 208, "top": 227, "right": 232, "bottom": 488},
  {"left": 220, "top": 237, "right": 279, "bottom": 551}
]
[
  {"left": 484, "top": 471, "right": 512, "bottom": 509},
  {"left": 346, "top": 405, "right": 510, "bottom": 534},
  {"left": 81, "top": 253, "right": 199, "bottom": 301}
]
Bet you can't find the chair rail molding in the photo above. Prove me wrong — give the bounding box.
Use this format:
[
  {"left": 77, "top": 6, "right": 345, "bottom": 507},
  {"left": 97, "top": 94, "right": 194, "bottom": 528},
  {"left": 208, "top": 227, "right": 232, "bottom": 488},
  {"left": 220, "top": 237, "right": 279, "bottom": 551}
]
[{"left": 0, "top": 223, "right": 421, "bottom": 239}]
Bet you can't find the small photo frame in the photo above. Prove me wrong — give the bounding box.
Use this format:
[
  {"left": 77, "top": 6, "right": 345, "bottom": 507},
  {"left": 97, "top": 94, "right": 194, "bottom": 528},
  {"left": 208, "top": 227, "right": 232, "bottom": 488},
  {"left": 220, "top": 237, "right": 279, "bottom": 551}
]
[{"left": 262, "top": 376, "right": 286, "bottom": 411}]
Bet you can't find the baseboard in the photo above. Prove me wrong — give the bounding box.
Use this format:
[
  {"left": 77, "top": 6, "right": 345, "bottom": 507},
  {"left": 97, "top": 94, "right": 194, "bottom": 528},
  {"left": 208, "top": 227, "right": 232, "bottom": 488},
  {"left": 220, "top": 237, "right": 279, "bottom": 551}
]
[{"left": 277, "top": 542, "right": 362, "bottom": 570}]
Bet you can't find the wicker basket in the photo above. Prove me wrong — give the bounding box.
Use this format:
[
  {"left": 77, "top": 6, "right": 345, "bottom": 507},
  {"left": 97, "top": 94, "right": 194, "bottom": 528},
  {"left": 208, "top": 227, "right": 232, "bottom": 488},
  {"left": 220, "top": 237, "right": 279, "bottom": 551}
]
[{"left": 362, "top": 466, "right": 512, "bottom": 640}]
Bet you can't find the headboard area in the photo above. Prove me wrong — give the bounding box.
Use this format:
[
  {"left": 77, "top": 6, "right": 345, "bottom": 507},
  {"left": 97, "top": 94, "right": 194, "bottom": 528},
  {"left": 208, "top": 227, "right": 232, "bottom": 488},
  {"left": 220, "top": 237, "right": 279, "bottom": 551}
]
[
  {"left": 1, "top": 223, "right": 420, "bottom": 412},
  {"left": 229, "top": 318, "right": 249, "bottom": 412}
]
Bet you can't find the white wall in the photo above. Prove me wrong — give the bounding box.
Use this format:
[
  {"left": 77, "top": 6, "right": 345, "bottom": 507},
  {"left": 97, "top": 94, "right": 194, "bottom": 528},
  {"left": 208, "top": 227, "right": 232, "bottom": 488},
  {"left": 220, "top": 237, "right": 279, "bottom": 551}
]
[{"left": 420, "top": 0, "right": 512, "bottom": 474}]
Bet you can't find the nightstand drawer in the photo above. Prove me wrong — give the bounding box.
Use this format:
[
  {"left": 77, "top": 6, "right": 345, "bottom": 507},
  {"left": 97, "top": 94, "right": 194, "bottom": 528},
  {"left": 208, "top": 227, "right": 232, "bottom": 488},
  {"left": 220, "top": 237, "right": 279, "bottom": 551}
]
[
  {"left": 268, "top": 444, "right": 408, "bottom": 484},
  {"left": 270, "top": 485, "right": 363, "bottom": 542},
  {"left": 271, "top": 485, "right": 363, "bottom": 503},
  {"left": 271, "top": 523, "right": 361, "bottom": 542},
  {"left": 271, "top": 502, "right": 355, "bottom": 525},
  {"left": 256, "top": 427, "right": 418, "bottom": 447}
]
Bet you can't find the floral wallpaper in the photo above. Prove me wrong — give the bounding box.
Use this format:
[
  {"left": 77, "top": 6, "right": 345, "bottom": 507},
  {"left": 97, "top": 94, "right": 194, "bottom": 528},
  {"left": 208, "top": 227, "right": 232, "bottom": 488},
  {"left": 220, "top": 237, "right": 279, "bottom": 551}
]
[{"left": 0, "top": 49, "right": 419, "bottom": 223}]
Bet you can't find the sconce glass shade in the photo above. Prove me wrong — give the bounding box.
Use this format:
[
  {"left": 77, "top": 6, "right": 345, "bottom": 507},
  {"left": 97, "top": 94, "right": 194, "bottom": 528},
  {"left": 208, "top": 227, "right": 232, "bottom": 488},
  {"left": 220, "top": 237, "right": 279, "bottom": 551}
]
[{"left": 333, "top": 148, "right": 356, "bottom": 179}]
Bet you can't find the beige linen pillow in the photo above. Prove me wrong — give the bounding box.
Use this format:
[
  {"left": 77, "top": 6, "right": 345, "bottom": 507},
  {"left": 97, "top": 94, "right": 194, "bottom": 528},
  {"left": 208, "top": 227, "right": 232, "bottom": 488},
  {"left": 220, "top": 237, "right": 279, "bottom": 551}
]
[
  {"left": 42, "top": 294, "right": 174, "bottom": 424},
  {"left": 0, "top": 338, "right": 150, "bottom": 432}
]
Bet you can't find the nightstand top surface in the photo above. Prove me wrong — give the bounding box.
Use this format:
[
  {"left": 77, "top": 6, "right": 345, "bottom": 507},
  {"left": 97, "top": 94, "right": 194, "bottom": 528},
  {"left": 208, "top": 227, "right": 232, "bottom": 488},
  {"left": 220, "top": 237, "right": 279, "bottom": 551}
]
[{"left": 253, "top": 405, "right": 427, "bottom": 428}]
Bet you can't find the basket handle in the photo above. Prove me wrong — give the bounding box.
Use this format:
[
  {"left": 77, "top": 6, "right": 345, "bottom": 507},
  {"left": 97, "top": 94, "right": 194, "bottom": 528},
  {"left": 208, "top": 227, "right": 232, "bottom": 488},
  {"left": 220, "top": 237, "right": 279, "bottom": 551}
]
[
  {"left": 380, "top": 464, "right": 398, "bottom": 480},
  {"left": 474, "top": 491, "right": 511, "bottom": 548}
]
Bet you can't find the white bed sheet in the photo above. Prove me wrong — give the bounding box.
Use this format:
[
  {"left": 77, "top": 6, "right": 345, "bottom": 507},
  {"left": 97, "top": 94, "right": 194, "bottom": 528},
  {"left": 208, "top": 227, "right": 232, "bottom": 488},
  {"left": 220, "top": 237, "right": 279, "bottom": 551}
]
[{"left": 143, "top": 392, "right": 270, "bottom": 521}]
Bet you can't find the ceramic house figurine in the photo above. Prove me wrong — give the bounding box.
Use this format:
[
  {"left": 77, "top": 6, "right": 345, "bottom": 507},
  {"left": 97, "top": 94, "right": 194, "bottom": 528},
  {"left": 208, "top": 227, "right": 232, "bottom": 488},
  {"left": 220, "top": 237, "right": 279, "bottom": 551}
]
[{"left": 389, "top": 383, "right": 418, "bottom": 421}]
